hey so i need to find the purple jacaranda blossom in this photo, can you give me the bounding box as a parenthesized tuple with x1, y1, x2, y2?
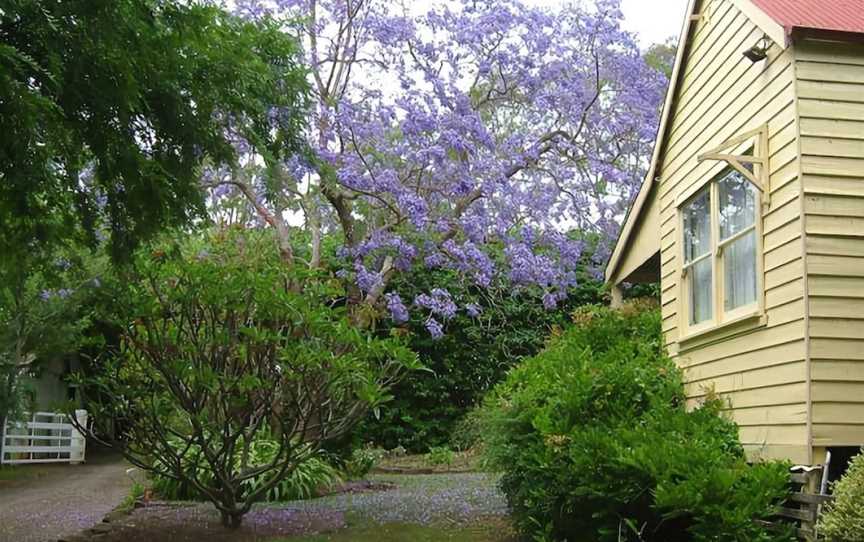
(354, 262, 382, 293)
(385, 293, 410, 324)
(465, 303, 482, 318)
(219, 0, 667, 334)
(542, 292, 558, 310)
(415, 289, 458, 320)
(40, 288, 74, 300)
(425, 317, 444, 339)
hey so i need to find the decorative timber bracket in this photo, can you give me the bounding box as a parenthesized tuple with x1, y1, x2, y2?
(697, 125, 770, 204)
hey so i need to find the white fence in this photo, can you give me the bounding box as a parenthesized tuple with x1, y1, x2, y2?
(1, 410, 88, 465)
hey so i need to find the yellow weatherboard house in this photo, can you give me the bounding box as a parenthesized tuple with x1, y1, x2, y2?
(605, 0, 864, 466)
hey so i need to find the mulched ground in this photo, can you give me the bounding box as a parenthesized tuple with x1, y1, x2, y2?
(292, 473, 507, 526)
(73, 473, 509, 542)
(78, 502, 346, 541)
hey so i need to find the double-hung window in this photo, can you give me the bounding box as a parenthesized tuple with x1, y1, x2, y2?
(680, 169, 761, 334)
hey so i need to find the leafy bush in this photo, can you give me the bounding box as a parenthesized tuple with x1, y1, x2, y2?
(819, 452, 864, 541)
(343, 446, 386, 480)
(480, 305, 792, 542)
(151, 435, 342, 503)
(426, 446, 456, 466)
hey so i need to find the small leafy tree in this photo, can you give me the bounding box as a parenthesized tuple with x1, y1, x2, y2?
(75, 230, 418, 528)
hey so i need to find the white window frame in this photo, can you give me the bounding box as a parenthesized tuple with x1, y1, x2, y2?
(677, 168, 765, 339)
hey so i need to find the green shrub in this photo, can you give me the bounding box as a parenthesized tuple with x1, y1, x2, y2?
(151, 434, 342, 503)
(819, 452, 864, 541)
(480, 305, 792, 542)
(426, 446, 456, 466)
(343, 446, 386, 479)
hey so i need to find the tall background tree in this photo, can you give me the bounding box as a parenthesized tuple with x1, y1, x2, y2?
(0, 0, 309, 259)
(212, 0, 668, 329)
(0, 0, 309, 426)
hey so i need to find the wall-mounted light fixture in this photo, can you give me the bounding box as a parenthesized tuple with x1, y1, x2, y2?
(743, 35, 772, 63)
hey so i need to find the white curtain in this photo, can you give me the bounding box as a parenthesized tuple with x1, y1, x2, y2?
(719, 172, 757, 311)
(690, 258, 713, 324)
(724, 230, 757, 310)
(683, 189, 712, 324)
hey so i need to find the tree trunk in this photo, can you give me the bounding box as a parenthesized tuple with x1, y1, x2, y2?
(308, 195, 322, 270)
(220, 510, 243, 529)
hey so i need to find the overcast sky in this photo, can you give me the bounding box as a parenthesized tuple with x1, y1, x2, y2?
(620, 0, 690, 46)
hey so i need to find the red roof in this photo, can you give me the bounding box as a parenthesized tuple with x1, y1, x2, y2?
(751, 0, 864, 36)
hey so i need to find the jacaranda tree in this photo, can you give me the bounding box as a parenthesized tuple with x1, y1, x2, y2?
(210, 0, 668, 331)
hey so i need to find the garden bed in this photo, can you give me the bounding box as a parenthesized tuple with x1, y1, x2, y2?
(373, 452, 479, 475)
(67, 473, 510, 541)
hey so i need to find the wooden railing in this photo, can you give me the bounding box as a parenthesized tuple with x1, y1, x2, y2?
(776, 467, 834, 541)
(0, 410, 88, 465)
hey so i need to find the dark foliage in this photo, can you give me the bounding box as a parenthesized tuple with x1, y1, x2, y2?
(358, 253, 607, 453)
(0, 0, 309, 260)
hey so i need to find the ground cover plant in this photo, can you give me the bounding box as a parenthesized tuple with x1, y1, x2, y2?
(74, 230, 419, 528)
(480, 305, 793, 541)
(150, 436, 343, 503)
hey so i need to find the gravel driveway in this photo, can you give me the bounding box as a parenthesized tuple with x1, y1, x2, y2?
(0, 453, 135, 542)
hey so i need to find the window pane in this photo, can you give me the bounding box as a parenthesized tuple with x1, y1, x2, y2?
(690, 257, 713, 325)
(718, 171, 756, 241)
(683, 189, 711, 263)
(724, 230, 758, 311)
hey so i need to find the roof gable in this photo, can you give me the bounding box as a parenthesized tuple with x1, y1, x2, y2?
(605, 0, 699, 282)
(752, 0, 864, 37)
(606, 0, 864, 284)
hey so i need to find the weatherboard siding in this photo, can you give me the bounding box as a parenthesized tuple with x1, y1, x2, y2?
(796, 39, 864, 449)
(657, 0, 808, 463)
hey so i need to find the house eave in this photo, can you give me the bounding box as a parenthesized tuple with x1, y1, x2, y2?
(605, 0, 794, 286)
(605, 0, 699, 284)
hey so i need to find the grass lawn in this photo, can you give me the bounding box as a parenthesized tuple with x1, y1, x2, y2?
(0, 464, 52, 484)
